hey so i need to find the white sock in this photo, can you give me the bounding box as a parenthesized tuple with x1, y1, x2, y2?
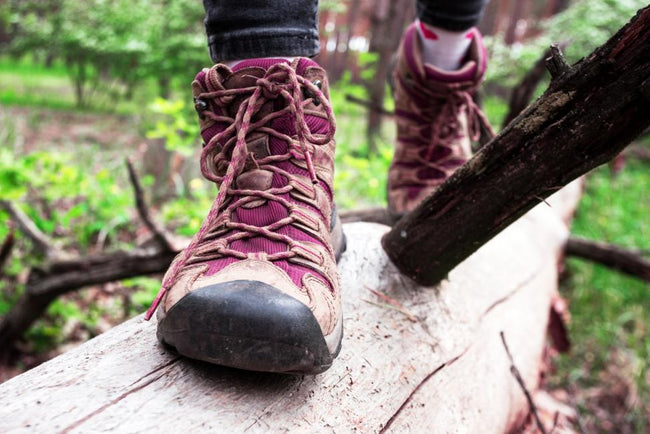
(225, 57, 295, 69)
(416, 20, 473, 71)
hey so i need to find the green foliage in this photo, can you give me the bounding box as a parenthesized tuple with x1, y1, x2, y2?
(162, 193, 213, 236)
(485, 0, 647, 88)
(144, 0, 208, 95)
(146, 98, 200, 156)
(0, 149, 133, 250)
(7, 0, 206, 107)
(123, 277, 162, 314)
(552, 159, 650, 426)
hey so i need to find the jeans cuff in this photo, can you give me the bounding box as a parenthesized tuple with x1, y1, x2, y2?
(207, 31, 320, 62)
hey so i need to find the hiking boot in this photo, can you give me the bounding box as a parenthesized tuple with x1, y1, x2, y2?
(387, 24, 492, 217)
(146, 58, 345, 374)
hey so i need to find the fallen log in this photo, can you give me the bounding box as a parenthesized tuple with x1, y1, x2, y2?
(383, 6, 650, 285)
(0, 182, 581, 432)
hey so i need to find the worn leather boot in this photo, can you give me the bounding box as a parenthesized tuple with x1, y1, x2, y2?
(388, 24, 492, 217)
(147, 58, 344, 374)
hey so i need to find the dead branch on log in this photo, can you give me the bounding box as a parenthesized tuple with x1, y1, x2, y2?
(0, 200, 63, 259)
(0, 223, 15, 273)
(125, 158, 175, 251)
(503, 43, 568, 128)
(383, 7, 650, 285)
(501, 331, 547, 434)
(545, 44, 571, 80)
(566, 237, 650, 283)
(341, 206, 649, 288)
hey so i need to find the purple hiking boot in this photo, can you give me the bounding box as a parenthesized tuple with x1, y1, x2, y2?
(146, 58, 345, 374)
(388, 24, 493, 217)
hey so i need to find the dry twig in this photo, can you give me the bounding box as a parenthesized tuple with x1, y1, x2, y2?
(0, 200, 62, 259)
(125, 158, 175, 251)
(364, 285, 417, 322)
(344, 94, 394, 116)
(500, 331, 547, 434)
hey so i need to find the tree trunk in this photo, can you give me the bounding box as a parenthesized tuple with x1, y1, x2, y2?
(383, 7, 650, 285)
(365, 0, 412, 155)
(504, 0, 526, 45)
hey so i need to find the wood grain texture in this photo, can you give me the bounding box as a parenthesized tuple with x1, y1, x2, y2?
(0, 184, 580, 433)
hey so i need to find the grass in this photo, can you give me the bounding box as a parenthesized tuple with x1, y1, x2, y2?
(552, 159, 650, 429)
(0, 57, 77, 110)
(0, 56, 161, 115)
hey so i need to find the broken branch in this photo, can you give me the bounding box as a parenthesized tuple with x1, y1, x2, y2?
(566, 236, 650, 283)
(0, 200, 62, 259)
(545, 44, 570, 80)
(0, 247, 178, 352)
(125, 158, 175, 252)
(503, 42, 568, 128)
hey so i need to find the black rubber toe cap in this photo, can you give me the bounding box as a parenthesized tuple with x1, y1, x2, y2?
(157, 280, 334, 374)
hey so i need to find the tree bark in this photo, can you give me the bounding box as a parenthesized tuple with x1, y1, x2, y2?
(383, 7, 650, 285)
(366, 0, 412, 155)
(502, 44, 567, 128)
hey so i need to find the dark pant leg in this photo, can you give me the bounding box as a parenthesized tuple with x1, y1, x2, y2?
(203, 0, 320, 62)
(416, 0, 489, 31)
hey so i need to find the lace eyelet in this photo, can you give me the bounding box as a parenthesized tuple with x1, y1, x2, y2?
(303, 80, 323, 106)
(194, 96, 209, 113)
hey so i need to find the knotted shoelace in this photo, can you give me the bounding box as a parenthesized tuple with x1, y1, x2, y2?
(400, 81, 494, 186)
(145, 63, 335, 320)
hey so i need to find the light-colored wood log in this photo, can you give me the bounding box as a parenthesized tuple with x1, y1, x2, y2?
(0, 182, 582, 433)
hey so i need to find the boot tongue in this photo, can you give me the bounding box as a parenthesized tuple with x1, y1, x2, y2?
(231, 58, 291, 72)
(231, 57, 321, 75)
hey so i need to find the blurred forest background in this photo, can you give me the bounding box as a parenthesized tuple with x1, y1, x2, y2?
(0, 0, 649, 430)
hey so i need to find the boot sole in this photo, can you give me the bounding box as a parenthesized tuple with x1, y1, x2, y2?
(158, 212, 347, 375)
(158, 281, 342, 374)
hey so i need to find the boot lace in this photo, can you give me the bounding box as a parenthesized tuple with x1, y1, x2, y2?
(399, 80, 494, 187)
(145, 63, 335, 320)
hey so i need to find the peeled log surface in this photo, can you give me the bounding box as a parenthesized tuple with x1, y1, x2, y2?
(0, 184, 581, 433)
